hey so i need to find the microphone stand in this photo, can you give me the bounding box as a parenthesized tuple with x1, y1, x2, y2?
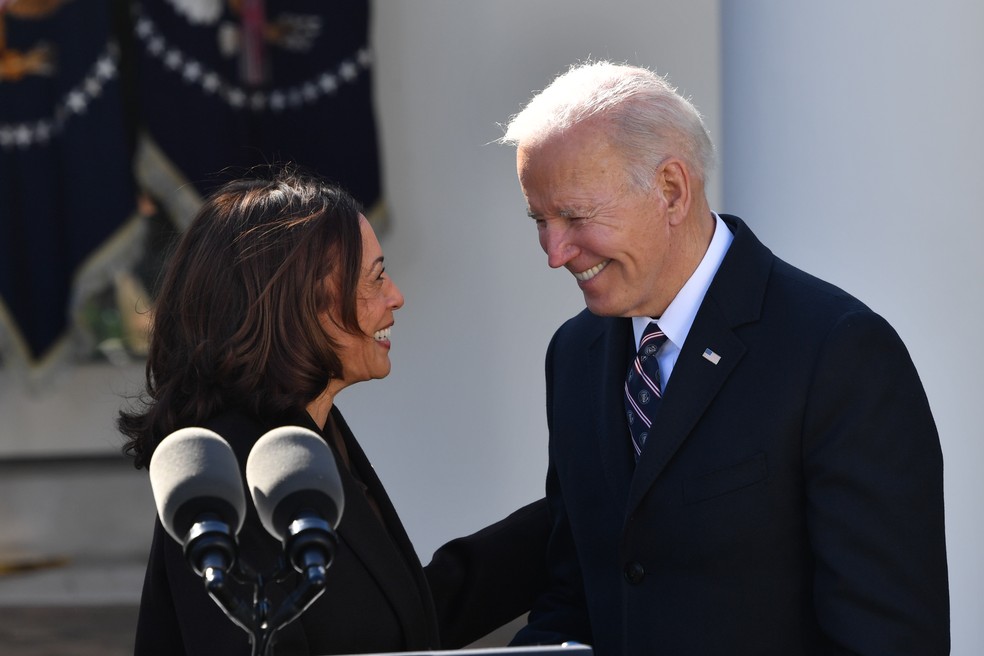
(254, 557, 329, 656)
(189, 516, 337, 656)
(254, 514, 336, 654)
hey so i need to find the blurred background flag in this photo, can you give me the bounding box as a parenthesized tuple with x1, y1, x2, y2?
(132, 0, 383, 228)
(0, 0, 382, 383)
(0, 0, 141, 378)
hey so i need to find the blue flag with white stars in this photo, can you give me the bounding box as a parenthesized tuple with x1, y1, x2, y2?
(0, 0, 138, 371)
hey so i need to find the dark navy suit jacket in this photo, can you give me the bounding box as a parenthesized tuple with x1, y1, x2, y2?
(513, 215, 949, 655)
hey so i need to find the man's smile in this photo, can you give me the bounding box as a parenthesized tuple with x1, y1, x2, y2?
(573, 259, 611, 282)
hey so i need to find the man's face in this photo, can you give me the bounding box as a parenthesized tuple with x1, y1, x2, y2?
(517, 124, 680, 318)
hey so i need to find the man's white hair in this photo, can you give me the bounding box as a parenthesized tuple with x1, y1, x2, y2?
(500, 61, 714, 189)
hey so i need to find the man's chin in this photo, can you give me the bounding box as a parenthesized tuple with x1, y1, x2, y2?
(583, 296, 620, 318)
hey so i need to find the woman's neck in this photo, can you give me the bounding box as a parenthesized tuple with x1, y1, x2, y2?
(305, 390, 334, 430)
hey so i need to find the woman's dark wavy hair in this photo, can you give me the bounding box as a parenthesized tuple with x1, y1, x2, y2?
(119, 167, 364, 469)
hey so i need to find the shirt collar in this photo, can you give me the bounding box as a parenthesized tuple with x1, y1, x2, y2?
(632, 212, 734, 349)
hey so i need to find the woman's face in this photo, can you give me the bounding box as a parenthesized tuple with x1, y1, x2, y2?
(324, 215, 405, 390)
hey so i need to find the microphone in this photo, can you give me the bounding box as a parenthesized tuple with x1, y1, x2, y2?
(148, 424, 345, 655)
(245, 426, 344, 574)
(149, 427, 247, 576)
(149, 426, 257, 639)
(246, 426, 344, 642)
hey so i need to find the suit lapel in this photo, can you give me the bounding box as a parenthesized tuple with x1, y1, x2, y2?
(626, 303, 746, 514)
(625, 215, 773, 517)
(588, 318, 636, 506)
(328, 408, 439, 648)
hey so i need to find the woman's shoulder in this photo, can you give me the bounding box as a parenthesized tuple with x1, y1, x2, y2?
(202, 408, 264, 437)
(199, 409, 273, 464)
(202, 407, 321, 462)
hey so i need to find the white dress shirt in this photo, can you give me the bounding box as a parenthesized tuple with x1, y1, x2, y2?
(631, 213, 734, 392)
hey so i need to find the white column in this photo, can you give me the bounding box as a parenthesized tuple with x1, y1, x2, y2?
(721, 2, 984, 652)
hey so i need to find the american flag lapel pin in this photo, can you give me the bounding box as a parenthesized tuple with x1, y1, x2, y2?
(702, 348, 722, 365)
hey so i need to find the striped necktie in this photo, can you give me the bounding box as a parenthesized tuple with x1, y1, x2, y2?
(624, 322, 668, 461)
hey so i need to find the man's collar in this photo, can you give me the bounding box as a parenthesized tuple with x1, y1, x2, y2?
(632, 212, 734, 349)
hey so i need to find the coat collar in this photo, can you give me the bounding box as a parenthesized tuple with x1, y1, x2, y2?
(285, 406, 440, 648)
(583, 317, 636, 507)
(620, 215, 774, 516)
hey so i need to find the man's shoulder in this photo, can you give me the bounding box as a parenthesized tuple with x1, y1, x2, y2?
(763, 253, 885, 337)
(721, 214, 872, 318)
(544, 310, 629, 365)
(555, 307, 619, 340)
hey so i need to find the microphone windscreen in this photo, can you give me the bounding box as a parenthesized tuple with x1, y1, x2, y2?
(149, 427, 247, 544)
(246, 426, 345, 541)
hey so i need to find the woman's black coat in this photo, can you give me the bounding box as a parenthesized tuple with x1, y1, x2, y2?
(134, 405, 548, 655)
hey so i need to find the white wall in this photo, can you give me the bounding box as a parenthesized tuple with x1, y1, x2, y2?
(337, 0, 721, 557)
(721, 2, 984, 653)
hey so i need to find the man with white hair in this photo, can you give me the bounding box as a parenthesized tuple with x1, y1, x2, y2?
(500, 61, 948, 655)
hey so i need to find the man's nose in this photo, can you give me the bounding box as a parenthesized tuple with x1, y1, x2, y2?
(540, 225, 578, 269)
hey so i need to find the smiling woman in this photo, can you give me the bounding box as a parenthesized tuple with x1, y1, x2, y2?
(118, 165, 548, 655)
(308, 214, 404, 428)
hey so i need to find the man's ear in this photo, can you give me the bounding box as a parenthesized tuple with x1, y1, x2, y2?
(655, 158, 692, 226)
